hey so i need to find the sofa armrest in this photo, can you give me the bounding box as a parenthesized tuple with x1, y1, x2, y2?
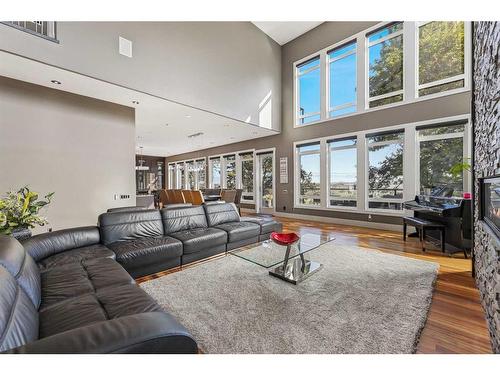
(6, 312, 197, 354)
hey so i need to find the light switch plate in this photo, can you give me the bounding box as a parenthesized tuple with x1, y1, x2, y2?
(119, 36, 132, 58)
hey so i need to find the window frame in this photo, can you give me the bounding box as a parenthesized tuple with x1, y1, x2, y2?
(366, 22, 405, 108)
(168, 157, 207, 190)
(295, 142, 322, 207)
(292, 21, 471, 129)
(365, 130, 405, 213)
(415, 21, 470, 99)
(327, 137, 358, 209)
(293, 114, 471, 217)
(295, 56, 322, 125)
(237, 151, 256, 203)
(326, 40, 358, 119)
(416, 122, 469, 197)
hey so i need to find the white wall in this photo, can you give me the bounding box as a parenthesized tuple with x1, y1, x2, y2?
(0, 76, 136, 233)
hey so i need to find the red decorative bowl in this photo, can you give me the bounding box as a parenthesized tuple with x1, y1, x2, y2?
(270, 232, 300, 246)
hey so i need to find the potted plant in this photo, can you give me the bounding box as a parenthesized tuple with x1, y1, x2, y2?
(0, 187, 54, 241)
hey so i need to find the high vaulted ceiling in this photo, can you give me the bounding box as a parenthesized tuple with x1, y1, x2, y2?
(0, 51, 278, 157)
(252, 22, 323, 45)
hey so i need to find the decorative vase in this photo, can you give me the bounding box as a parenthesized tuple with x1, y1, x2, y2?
(11, 228, 32, 241)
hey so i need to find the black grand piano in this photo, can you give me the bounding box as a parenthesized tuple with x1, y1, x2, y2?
(403, 186, 472, 256)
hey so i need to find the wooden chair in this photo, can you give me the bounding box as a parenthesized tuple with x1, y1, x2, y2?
(158, 189, 169, 208)
(172, 190, 185, 204)
(191, 190, 205, 206)
(182, 190, 193, 204)
(221, 189, 237, 204)
(234, 189, 243, 215)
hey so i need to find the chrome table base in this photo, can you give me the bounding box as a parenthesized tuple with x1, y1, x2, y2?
(269, 243, 322, 284)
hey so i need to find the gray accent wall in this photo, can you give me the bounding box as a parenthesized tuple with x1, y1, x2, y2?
(0, 76, 136, 233)
(0, 22, 281, 131)
(166, 21, 471, 225)
(472, 21, 499, 353)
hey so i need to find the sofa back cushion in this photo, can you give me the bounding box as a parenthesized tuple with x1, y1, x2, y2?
(98, 209, 164, 245)
(23, 226, 100, 263)
(203, 203, 240, 227)
(0, 235, 40, 352)
(160, 206, 208, 234)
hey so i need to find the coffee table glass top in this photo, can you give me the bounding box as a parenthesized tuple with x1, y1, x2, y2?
(229, 232, 335, 268)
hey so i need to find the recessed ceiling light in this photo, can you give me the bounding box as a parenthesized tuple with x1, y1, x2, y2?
(185, 115, 192, 118)
(224, 124, 230, 127)
(252, 131, 258, 135)
(164, 123, 169, 127)
(230, 137, 235, 140)
(132, 100, 140, 105)
(51, 80, 61, 85)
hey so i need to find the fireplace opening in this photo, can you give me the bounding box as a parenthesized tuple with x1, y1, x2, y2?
(480, 175, 500, 239)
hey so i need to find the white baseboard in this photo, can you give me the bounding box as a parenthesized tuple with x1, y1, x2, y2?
(273, 211, 403, 232)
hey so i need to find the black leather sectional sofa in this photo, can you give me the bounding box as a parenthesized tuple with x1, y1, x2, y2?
(0, 203, 282, 353)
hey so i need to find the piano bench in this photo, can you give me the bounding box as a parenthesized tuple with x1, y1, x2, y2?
(403, 217, 445, 252)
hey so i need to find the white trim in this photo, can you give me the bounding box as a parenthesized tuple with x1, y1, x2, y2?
(274, 211, 403, 233)
(293, 21, 472, 129)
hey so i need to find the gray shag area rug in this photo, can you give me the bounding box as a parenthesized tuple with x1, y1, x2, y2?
(141, 243, 438, 354)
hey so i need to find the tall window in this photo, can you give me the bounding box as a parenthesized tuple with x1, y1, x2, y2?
(224, 155, 236, 189)
(418, 123, 465, 197)
(328, 41, 357, 117)
(296, 57, 321, 125)
(297, 143, 321, 206)
(186, 161, 195, 190)
(328, 138, 357, 207)
(176, 163, 185, 189)
(210, 158, 221, 188)
(418, 22, 465, 97)
(197, 159, 206, 190)
(367, 22, 404, 108)
(6, 21, 57, 40)
(240, 153, 254, 201)
(167, 163, 175, 189)
(367, 131, 404, 210)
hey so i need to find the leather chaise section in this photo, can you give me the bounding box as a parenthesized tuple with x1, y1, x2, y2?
(203, 203, 241, 226)
(7, 312, 197, 354)
(214, 221, 261, 243)
(0, 267, 39, 352)
(98, 210, 164, 245)
(23, 226, 101, 262)
(241, 217, 283, 235)
(0, 236, 41, 309)
(37, 244, 115, 272)
(107, 236, 183, 269)
(169, 228, 227, 254)
(161, 205, 208, 234)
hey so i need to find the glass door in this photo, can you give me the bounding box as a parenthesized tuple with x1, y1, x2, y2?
(256, 151, 275, 214)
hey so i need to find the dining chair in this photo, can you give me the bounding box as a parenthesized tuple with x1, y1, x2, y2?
(173, 190, 186, 204)
(234, 189, 243, 215)
(191, 190, 205, 205)
(221, 189, 237, 204)
(158, 189, 169, 208)
(182, 190, 193, 204)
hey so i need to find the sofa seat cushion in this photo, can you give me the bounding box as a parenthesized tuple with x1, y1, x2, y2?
(37, 244, 115, 272)
(214, 222, 260, 243)
(107, 236, 182, 269)
(241, 217, 282, 234)
(40, 258, 134, 310)
(169, 228, 227, 254)
(38, 258, 161, 338)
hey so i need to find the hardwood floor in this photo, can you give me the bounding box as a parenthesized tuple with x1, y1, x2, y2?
(137, 215, 493, 354)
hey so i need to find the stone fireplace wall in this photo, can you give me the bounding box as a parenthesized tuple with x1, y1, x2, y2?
(473, 21, 500, 353)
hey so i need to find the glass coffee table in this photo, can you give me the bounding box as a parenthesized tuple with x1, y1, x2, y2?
(229, 233, 335, 284)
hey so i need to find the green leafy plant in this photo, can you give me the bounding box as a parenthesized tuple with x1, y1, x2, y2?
(450, 158, 472, 179)
(0, 187, 54, 235)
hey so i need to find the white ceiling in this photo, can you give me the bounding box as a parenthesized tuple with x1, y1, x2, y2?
(252, 22, 323, 45)
(0, 51, 278, 157)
